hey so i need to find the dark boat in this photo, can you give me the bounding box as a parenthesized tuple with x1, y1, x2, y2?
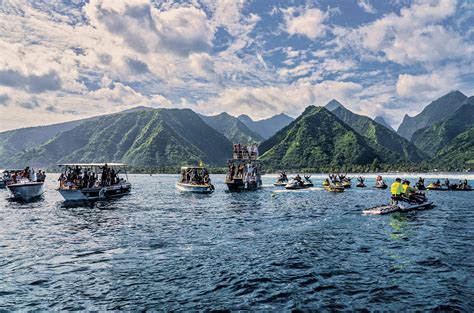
(225, 143, 262, 192)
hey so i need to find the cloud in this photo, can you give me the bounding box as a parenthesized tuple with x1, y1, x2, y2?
(0, 70, 61, 93)
(396, 69, 459, 100)
(197, 80, 363, 119)
(357, 0, 376, 14)
(84, 1, 214, 57)
(284, 7, 327, 40)
(344, 0, 472, 65)
(0, 94, 10, 106)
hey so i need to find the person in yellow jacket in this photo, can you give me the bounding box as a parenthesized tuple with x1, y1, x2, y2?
(390, 178, 403, 197)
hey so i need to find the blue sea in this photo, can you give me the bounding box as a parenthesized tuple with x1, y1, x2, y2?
(1, 173, 473, 310)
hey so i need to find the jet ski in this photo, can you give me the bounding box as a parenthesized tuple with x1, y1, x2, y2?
(363, 201, 433, 215)
(303, 175, 314, 187)
(342, 180, 351, 188)
(285, 178, 310, 190)
(356, 183, 366, 187)
(274, 178, 288, 186)
(374, 181, 388, 189)
(324, 184, 345, 192)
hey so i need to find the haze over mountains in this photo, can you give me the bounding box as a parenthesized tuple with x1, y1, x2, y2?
(0, 90, 472, 170)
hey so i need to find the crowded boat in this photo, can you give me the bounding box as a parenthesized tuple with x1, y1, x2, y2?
(176, 166, 214, 194)
(4, 167, 46, 201)
(57, 163, 131, 201)
(225, 143, 262, 192)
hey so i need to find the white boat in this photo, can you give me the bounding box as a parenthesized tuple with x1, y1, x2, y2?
(7, 179, 44, 201)
(176, 166, 214, 194)
(57, 163, 131, 201)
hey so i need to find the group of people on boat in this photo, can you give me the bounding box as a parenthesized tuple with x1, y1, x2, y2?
(328, 173, 349, 184)
(58, 164, 121, 189)
(4, 167, 46, 184)
(179, 167, 211, 185)
(227, 161, 260, 184)
(390, 178, 426, 204)
(232, 143, 259, 160)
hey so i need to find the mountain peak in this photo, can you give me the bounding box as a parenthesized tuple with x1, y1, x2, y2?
(325, 99, 344, 111)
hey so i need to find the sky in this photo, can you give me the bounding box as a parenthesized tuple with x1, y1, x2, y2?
(0, 0, 473, 132)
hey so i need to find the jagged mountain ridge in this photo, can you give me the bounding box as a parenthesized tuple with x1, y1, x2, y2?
(199, 112, 264, 143)
(397, 90, 467, 140)
(238, 113, 294, 139)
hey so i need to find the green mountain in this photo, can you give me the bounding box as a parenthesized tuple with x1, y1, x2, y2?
(433, 127, 474, 169)
(397, 90, 467, 140)
(199, 112, 264, 143)
(11, 109, 232, 168)
(0, 106, 154, 166)
(326, 100, 425, 162)
(374, 116, 394, 131)
(258, 106, 396, 170)
(238, 113, 294, 139)
(411, 98, 474, 155)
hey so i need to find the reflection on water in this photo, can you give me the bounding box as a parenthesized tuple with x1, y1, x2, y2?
(0, 174, 473, 310)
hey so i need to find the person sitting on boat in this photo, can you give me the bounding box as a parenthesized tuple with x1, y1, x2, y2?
(390, 178, 403, 199)
(444, 178, 449, 187)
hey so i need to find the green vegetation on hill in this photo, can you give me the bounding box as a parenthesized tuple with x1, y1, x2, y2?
(200, 112, 264, 143)
(329, 102, 425, 162)
(431, 127, 474, 170)
(12, 109, 232, 168)
(397, 90, 467, 140)
(258, 106, 395, 170)
(411, 99, 474, 156)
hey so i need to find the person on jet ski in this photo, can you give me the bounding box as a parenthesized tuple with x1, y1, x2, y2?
(358, 176, 364, 183)
(444, 178, 449, 187)
(294, 174, 304, 186)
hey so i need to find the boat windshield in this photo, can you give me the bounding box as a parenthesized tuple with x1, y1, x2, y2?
(58, 164, 127, 190)
(179, 167, 210, 185)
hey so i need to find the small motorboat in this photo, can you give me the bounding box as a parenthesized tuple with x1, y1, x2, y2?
(7, 179, 44, 201)
(176, 166, 214, 194)
(363, 201, 433, 215)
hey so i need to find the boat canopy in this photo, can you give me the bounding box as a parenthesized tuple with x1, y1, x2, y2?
(58, 163, 127, 167)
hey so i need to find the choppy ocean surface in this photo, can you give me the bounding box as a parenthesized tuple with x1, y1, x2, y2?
(1, 173, 473, 311)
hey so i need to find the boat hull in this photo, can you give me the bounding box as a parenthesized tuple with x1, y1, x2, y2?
(7, 182, 44, 201)
(175, 182, 213, 194)
(225, 179, 261, 192)
(0, 180, 5, 188)
(58, 183, 131, 201)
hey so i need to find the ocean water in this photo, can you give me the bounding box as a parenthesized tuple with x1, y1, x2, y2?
(1, 173, 473, 310)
